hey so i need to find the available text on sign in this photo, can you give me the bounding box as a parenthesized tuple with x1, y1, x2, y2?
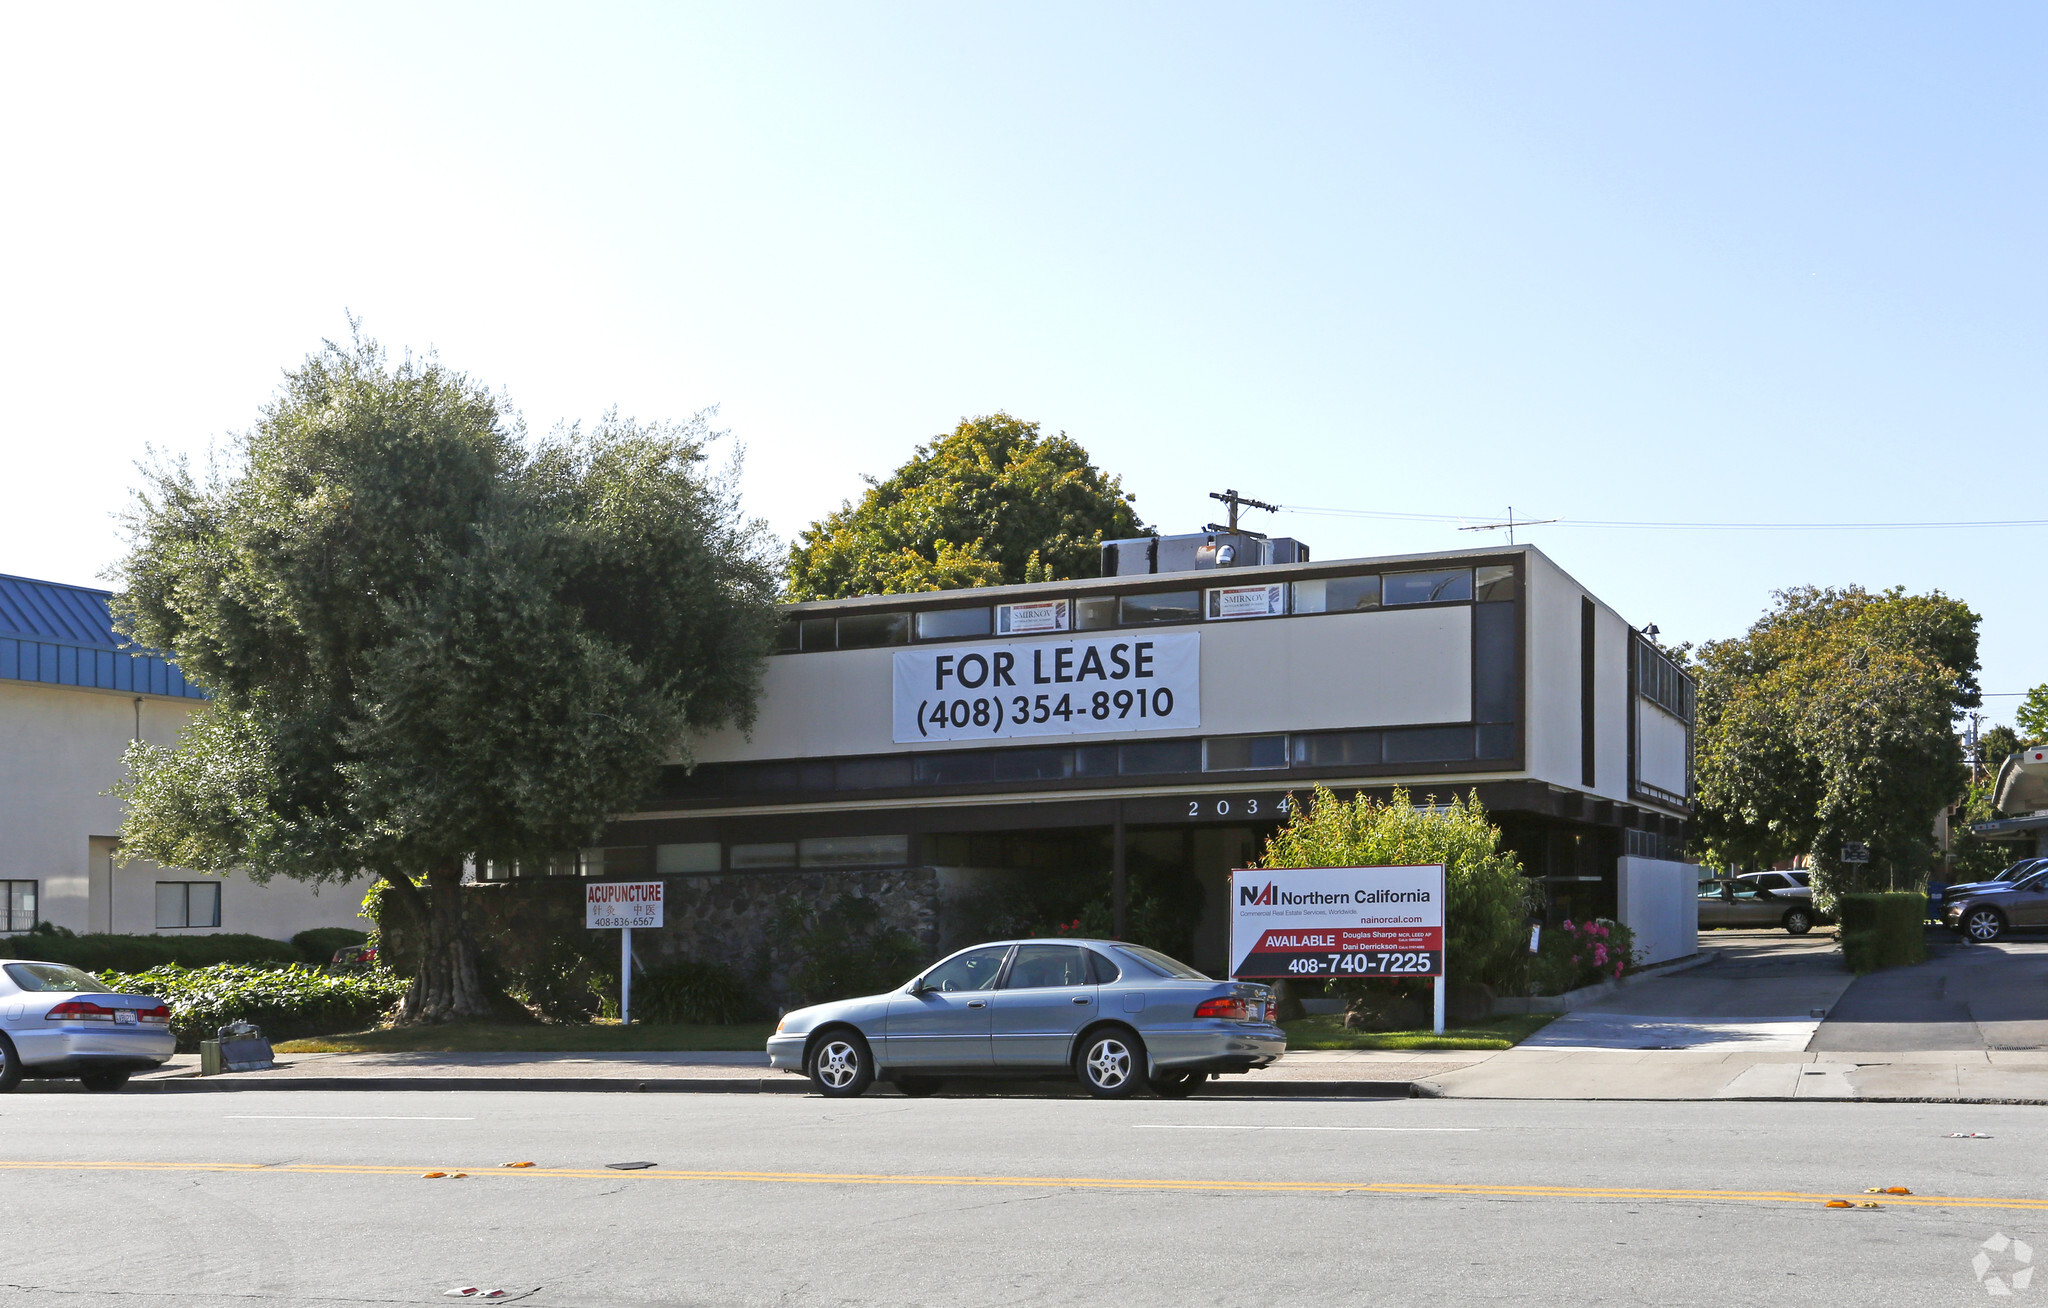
(892, 632, 1199, 744)
(585, 881, 665, 930)
(1228, 865, 1446, 979)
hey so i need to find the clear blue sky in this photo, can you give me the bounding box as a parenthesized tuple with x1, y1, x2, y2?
(1, 4, 2040, 722)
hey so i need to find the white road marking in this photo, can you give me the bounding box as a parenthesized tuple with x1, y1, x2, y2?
(1133, 1125, 1480, 1132)
(224, 1115, 475, 1121)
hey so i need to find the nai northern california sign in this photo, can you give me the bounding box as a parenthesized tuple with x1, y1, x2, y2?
(1228, 865, 1446, 980)
(891, 632, 1199, 744)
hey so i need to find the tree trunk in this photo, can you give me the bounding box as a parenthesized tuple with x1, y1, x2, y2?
(387, 864, 493, 1025)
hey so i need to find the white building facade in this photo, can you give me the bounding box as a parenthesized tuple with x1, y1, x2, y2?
(0, 574, 372, 942)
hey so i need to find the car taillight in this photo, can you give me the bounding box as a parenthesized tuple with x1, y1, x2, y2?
(136, 1004, 171, 1026)
(46, 1000, 117, 1023)
(1194, 998, 1249, 1020)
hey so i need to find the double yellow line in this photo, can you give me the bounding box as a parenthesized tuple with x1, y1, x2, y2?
(3, 1160, 2044, 1210)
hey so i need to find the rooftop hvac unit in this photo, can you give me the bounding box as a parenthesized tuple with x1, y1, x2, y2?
(1100, 532, 1309, 577)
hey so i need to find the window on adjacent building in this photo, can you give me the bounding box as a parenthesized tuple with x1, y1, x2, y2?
(1118, 739, 1202, 774)
(1292, 731, 1381, 767)
(914, 607, 993, 640)
(1292, 575, 1381, 614)
(1383, 569, 1474, 605)
(655, 842, 721, 874)
(798, 617, 835, 651)
(836, 757, 915, 789)
(155, 881, 220, 929)
(992, 747, 1075, 782)
(2, 881, 36, 932)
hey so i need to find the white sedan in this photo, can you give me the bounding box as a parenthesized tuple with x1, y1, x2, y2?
(0, 960, 175, 1092)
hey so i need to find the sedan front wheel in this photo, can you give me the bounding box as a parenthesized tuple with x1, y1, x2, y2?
(1783, 908, 1813, 935)
(1075, 1028, 1145, 1099)
(808, 1032, 874, 1098)
(0, 1035, 20, 1094)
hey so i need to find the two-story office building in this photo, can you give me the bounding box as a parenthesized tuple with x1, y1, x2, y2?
(573, 537, 1697, 977)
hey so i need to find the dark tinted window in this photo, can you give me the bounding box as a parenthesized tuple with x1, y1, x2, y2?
(1119, 591, 1202, 625)
(1476, 724, 1514, 760)
(1474, 602, 1517, 723)
(1293, 575, 1380, 613)
(915, 608, 992, 640)
(837, 757, 914, 789)
(1475, 565, 1517, 602)
(1205, 736, 1287, 771)
(774, 618, 803, 652)
(799, 617, 835, 651)
(1293, 731, 1380, 766)
(837, 612, 910, 648)
(1383, 726, 1475, 763)
(1074, 596, 1117, 630)
(1119, 740, 1202, 774)
(1084, 950, 1121, 984)
(915, 753, 995, 786)
(1075, 744, 1118, 776)
(992, 748, 1074, 782)
(1384, 569, 1473, 605)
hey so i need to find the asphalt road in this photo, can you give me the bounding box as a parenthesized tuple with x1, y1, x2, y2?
(1815, 937, 2048, 1051)
(3, 1089, 2045, 1306)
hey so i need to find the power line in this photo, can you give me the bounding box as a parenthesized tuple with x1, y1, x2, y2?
(1278, 504, 2048, 533)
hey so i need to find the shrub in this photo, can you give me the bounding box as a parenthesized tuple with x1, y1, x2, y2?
(3, 923, 300, 973)
(1258, 785, 1540, 989)
(291, 928, 369, 966)
(102, 963, 407, 1050)
(634, 959, 760, 1024)
(1523, 917, 1640, 995)
(1837, 892, 1927, 973)
(774, 893, 928, 1007)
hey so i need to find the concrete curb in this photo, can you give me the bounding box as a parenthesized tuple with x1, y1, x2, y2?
(126, 1075, 1422, 1099)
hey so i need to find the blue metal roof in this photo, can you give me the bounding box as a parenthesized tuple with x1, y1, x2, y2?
(0, 572, 207, 700)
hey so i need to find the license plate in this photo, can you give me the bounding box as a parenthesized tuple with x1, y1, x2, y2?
(115, 1009, 137, 1025)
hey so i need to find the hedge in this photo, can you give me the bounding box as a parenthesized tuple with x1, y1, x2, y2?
(2, 926, 301, 974)
(291, 927, 369, 965)
(1837, 893, 1927, 973)
(102, 964, 407, 1050)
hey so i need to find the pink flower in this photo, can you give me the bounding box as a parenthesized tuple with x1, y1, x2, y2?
(1593, 944, 1608, 966)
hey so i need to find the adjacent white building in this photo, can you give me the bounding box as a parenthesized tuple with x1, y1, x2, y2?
(0, 573, 372, 942)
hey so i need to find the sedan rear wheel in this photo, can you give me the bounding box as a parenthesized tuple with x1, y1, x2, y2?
(1965, 907, 2006, 943)
(0, 1035, 20, 1094)
(1075, 1028, 1145, 1099)
(1783, 908, 1813, 935)
(808, 1032, 874, 1098)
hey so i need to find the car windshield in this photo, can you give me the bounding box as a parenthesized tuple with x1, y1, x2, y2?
(3, 962, 112, 993)
(1113, 944, 1209, 980)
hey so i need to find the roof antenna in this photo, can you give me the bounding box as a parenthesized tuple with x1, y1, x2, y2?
(1457, 506, 1557, 546)
(1207, 489, 1280, 537)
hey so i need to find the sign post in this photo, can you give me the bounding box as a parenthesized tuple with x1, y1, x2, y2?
(586, 881, 664, 1026)
(1227, 865, 1448, 1034)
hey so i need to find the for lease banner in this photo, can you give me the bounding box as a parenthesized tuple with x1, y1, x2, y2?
(892, 632, 1199, 743)
(586, 881, 665, 930)
(1229, 865, 1445, 979)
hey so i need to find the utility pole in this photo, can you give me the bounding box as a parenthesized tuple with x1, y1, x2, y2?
(1457, 506, 1558, 546)
(1208, 489, 1279, 534)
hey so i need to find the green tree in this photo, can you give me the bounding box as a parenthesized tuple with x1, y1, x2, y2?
(1977, 723, 2022, 778)
(1693, 586, 1979, 905)
(1256, 786, 1537, 987)
(785, 412, 1148, 599)
(113, 332, 780, 1022)
(2016, 686, 2048, 745)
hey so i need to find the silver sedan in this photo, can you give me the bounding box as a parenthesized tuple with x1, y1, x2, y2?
(0, 960, 176, 1092)
(767, 938, 1286, 1098)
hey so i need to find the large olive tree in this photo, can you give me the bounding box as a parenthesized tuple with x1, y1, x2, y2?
(115, 332, 779, 1022)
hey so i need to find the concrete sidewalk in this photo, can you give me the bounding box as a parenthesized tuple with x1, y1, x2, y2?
(115, 1047, 1487, 1097)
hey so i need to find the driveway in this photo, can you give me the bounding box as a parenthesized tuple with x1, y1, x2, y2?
(1810, 935, 2048, 1051)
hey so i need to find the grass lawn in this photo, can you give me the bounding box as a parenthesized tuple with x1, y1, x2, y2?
(273, 1021, 778, 1054)
(1281, 1012, 1556, 1051)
